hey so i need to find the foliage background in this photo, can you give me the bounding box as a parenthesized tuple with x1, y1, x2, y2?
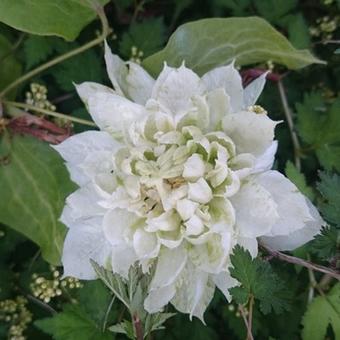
(0, 0, 339, 339)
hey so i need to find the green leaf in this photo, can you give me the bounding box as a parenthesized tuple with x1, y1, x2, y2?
(302, 283, 340, 340)
(144, 312, 176, 337)
(317, 172, 340, 225)
(52, 49, 104, 91)
(309, 227, 339, 260)
(77, 280, 114, 324)
(285, 161, 315, 200)
(213, 0, 251, 15)
(90, 260, 130, 309)
(35, 304, 112, 340)
(296, 92, 325, 145)
(254, 0, 298, 23)
(23, 36, 56, 69)
(142, 17, 324, 77)
(297, 94, 340, 171)
(0, 34, 22, 98)
(0, 134, 76, 264)
(283, 13, 310, 49)
(109, 320, 135, 339)
(229, 245, 291, 314)
(119, 18, 166, 59)
(0, 0, 109, 41)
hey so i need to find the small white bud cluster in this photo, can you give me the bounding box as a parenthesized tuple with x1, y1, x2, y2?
(30, 266, 82, 303)
(25, 83, 56, 112)
(310, 15, 339, 40)
(130, 46, 144, 64)
(0, 296, 32, 340)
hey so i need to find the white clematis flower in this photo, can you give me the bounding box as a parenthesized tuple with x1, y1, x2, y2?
(53, 43, 325, 322)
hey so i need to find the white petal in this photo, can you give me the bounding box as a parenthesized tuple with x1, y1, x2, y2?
(252, 141, 277, 174)
(188, 178, 213, 204)
(212, 272, 238, 302)
(133, 229, 160, 259)
(103, 208, 139, 246)
(189, 233, 232, 273)
(256, 171, 324, 250)
(151, 63, 204, 115)
(209, 197, 235, 229)
(52, 130, 119, 186)
(146, 210, 181, 232)
(185, 215, 205, 236)
(231, 178, 279, 238)
(62, 217, 111, 280)
(144, 284, 176, 313)
(237, 236, 258, 258)
(260, 200, 324, 250)
(182, 153, 206, 181)
(149, 245, 187, 290)
(171, 262, 215, 322)
(104, 41, 128, 96)
(75, 81, 115, 104)
(176, 198, 199, 221)
(243, 72, 268, 108)
(222, 111, 277, 156)
(63, 183, 106, 222)
(202, 62, 243, 112)
(111, 244, 137, 279)
(85, 91, 147, 138)
(126, 62, 155, 104)
(206, 88, 231, 131)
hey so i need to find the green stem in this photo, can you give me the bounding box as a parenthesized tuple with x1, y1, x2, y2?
(0, 1, 110, 99)
(4, 101, 97, 127)
(277, 79, 301, 171)
(102, 295, 116, 332)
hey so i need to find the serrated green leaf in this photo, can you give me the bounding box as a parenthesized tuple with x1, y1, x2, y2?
(119, 18, 166, 59)
(297, 94, 340, 171)
(285, 161, 315, 200)
(0, 134, 76, 265)
(296, 92, 325, 145)
(229, 245, 291, 314)
(317, 172, 340, 225)
(90, 260, 130, 309)
(109, 320, 135, 339)
(302, 283, 340, 340)
(35, 304, 112, 340)
(0, 34, 22, 98)
(23, 36, 56, 69)
(142, 17, 324, 77)
(309, 227, 340, 260)
(0, 0, 109, 41)
(144, 312, 176, 337)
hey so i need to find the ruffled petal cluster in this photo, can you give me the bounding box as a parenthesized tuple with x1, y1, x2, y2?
(54, 42, 324, 321)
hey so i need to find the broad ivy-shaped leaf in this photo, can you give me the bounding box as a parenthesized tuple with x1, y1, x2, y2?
(0, 0, 109, 41)
(0, 34, 22, 98)
(302, 283, 340, 340)
(0, 134, 76, 264)
(143, 17, 323, 76)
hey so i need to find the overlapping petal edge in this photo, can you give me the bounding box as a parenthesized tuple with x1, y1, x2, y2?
(53, 42, 324, 321)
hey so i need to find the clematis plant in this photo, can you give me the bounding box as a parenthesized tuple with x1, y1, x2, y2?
(53, 42, 324, 322)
